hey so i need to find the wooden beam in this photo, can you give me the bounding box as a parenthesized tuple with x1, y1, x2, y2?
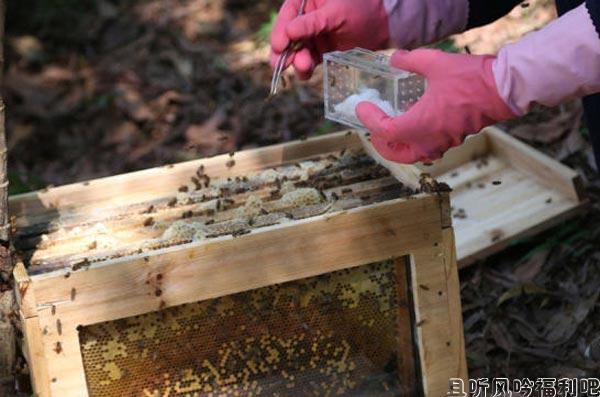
(357, 131, 422, 190)
(457, 200, 587, 267)
(20, 314, 51, 397)
(410, 227, 467, 396)
(38, 323, 86, 397)
(416, 132, 489, 178)
(394, 257, 419, 394)
(14, 262, 37, 318)
(486, 126, 585, 202)
(441, 228, 468, 381)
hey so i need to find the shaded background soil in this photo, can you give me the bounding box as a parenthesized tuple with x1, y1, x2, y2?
(2, 0, 600, 391)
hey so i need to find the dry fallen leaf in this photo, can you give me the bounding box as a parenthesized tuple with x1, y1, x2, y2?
(512, 249, 550, 283)
(8, 123, 34, 150)
(185, 107, 238, 156)
(9, 35, 45, 64)
(497, 282, 550, 306)
(115, 81, 155, 122)
(102, 121, 142, 146)
(556, 128, 588, 160)
(544, 291, 600, 343)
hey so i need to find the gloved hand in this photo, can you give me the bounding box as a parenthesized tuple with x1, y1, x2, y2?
(270, 0, 390, 80)
(356, 49, 517, 163)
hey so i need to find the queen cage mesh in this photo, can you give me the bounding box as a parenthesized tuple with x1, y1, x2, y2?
(78, 260, 419, 397)
(324, 48, 426, 130)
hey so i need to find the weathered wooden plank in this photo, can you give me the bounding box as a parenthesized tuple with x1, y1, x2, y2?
(37, 323, 86, 397)
(394, 257, 419, 394)
(416, 132, 490, 177)
(21, 314, 51, 397)
(409, 227, 467, 396)
(14, 262, 37, 319)
(486, 126, 585, 202)
(442, 228, 468, 382)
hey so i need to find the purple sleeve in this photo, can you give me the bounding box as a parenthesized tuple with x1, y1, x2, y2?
(384, 0, 469, 49)
(493, 3, 600, 115)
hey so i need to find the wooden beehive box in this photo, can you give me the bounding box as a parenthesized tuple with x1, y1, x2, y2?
(12, 130, 466, 397)
(10, 126, 585, 397)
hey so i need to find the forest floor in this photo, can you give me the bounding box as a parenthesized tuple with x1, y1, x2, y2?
(3, 0, 600, 391)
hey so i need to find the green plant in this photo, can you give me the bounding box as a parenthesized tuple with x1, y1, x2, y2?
(430, 39, 460, 53)
(256, 11, 278, 45)
(581, 125, 589, 138)
(8, 171, 45, 196)
(315, 120, 337, 136)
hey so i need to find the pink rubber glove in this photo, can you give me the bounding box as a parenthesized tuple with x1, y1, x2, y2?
(356, 49, 516, 163)
(270, 0, 390, 80)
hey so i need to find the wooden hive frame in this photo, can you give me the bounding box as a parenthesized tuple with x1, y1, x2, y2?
(11, 130, 466, 397)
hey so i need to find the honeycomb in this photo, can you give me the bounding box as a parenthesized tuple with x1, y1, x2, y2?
(162, 221, 210, 242)
(279, 188, 323, 208)
(79, 260, 419, 396)
(234, 195, 265, 219)
(20, 149, 418, 275)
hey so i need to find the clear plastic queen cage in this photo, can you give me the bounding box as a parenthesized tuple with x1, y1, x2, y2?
(323, 48, 426, 129)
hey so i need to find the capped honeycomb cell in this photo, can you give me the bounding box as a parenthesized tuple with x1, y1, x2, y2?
(280, 188, 323, 208)
(78, 260, 418, 397)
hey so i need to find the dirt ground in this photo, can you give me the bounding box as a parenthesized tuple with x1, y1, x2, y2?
(2, 0, 600, 392)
